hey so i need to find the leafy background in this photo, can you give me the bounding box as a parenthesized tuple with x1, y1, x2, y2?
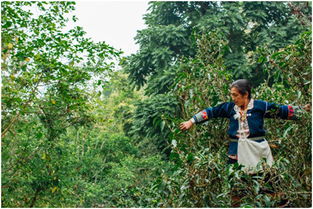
(1, 1, 311, 207)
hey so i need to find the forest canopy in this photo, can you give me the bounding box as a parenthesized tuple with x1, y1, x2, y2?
(1, 1, 312, 207)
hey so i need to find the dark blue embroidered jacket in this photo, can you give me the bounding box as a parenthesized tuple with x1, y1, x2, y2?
(192, 100, 299, 155)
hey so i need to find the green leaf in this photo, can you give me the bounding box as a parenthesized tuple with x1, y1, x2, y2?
(36, 132, 43, 139)
(171, 139, 177, 148)
(160, 120, 165, 131)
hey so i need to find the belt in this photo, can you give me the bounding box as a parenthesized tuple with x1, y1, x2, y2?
(229, 136, 265, 142)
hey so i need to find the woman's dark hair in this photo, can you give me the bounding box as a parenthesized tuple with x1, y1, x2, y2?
(230, 79, 252, 99)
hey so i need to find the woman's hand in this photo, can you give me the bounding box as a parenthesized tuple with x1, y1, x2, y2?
(180, 120, 193, 131)
(304, 104, 311, 112)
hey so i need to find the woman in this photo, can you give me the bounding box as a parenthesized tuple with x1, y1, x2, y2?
(180, 79, 310, 172)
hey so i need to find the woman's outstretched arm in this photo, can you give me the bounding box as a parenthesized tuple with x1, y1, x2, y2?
(264, 102, 311, 120)
(179, 102, 232, 131)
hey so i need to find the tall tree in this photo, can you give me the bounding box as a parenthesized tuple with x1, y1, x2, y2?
(1, 2, 120, 207)
(2, 1, 120, 138)
(125, 1, 311, 91)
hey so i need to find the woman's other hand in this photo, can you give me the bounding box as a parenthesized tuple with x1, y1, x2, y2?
(304, 104, 311, 112)
(180, 120, 193, 131)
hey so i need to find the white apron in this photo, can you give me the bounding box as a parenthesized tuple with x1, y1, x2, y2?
(237, 137, 273, 173)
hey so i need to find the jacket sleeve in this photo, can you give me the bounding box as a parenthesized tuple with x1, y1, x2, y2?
(192, 102, 231, 124)
(264, 102, 305, 120)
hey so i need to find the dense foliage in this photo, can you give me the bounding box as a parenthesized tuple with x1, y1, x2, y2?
(125, 1, 311, 88)
(1, 1, 312, 208)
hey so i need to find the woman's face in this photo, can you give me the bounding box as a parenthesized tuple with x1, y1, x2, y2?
(230, 87, 248, 107)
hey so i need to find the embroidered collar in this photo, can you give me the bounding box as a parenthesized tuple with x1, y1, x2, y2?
(233, 99, 254, 119)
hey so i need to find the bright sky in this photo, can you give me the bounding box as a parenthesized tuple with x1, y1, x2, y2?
(72, 1, 149, 57)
